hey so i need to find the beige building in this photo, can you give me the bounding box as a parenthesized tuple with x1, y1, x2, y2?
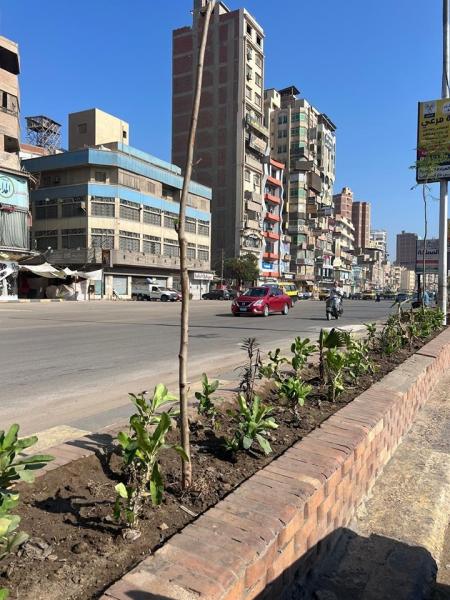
(172, 0, 268, 264)
(333, 215, 355, 295)
(23, 109, 212, 299)
(400, 268, 416, 293)
(266, 85, 336, 292)
(0, 35, 33, 300)
(69, 109, 129, 151)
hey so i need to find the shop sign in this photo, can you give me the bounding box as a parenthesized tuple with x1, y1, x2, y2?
(194, 272, 214, 281)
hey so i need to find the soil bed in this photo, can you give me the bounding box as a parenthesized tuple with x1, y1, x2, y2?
(0, 335, 440, 600)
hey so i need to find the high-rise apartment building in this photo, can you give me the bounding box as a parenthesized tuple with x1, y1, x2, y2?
(352, 201, 371, 249)
(370, 229, 388, 259)
(333, 187, 353, 221)
(396, 230, 418, 271)
(172, 1, 268, 265)
(0, 36, 33, 301)
(266, 85, 336, 292)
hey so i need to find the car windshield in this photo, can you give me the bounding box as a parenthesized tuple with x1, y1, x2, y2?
(243, 287, 268, 297)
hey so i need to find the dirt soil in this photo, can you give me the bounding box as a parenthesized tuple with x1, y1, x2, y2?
(0, 338, 438, 600)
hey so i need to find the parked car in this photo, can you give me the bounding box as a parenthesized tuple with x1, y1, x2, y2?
(131, 283, 179, 302)
(202, 289, 234, 300)
(362, 291, 375, 300)
(231, 285, 292, 317)
(168, 288, 182, 301)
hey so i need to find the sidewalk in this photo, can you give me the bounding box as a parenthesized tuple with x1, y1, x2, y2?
(292, 369, 450, 599)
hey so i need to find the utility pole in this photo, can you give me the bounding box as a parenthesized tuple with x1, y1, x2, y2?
(439, 0, 449, 322)
(220, 248, 224, 283)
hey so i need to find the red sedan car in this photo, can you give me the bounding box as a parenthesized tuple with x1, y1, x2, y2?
(231, 286, 292, 317)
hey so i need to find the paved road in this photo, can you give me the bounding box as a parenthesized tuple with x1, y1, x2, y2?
(0, 299, 393, 435)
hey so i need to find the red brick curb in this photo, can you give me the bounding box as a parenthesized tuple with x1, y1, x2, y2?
(32, 329, 450, 600)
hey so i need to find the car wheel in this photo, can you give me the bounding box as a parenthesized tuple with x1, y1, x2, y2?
(282, 304, 289, 315)
(326, 312, 331, 321)
(161, 295, 168, 302)
(262, 305, 269, 317)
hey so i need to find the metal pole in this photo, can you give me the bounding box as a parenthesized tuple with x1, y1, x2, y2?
(439, 0, 449, 323)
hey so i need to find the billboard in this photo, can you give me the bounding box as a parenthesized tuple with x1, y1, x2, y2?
(415, 238, 450, 274)
(417, 99, 450, 182)
(0, 171, 29, 209)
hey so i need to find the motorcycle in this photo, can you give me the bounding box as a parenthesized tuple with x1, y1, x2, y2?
(326, 295, 343, 320)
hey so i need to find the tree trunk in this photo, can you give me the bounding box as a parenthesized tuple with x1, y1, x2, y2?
(177, 0, 215, 490)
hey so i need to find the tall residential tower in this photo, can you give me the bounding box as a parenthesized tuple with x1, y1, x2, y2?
(172, 1, 268, 265)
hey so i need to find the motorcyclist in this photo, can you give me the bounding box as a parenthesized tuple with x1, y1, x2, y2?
(329, 283, 343, 302)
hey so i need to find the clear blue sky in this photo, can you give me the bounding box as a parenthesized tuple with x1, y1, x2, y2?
(0, 0, 444, 258)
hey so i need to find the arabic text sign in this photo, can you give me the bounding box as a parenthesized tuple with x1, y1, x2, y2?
(417, 99, 450, 182)
(415, 239, 449, 274)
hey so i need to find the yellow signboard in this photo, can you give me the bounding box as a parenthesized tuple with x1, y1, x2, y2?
(417, 98, 450, 182)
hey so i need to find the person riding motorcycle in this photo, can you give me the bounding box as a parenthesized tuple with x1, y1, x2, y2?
(326, 284, 343, 320)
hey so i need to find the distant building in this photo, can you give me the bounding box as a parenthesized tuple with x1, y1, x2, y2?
(370, 229, 388, 260)
(333, 187, 353, 221)
(172, 1, 267, 264)
(333, 215, 355, 295)
(396, 230, 418, 271)
(23, 109, 212, 299)
(352, 201, 371, 249)
(0, 35, 33, 300)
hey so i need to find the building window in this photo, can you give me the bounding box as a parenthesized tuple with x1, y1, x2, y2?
(198, 220, 210, 236)
(246, 23, 252, 35)
(247, 46, 253, 61)
(245, 86, 252, 101)
(253, 173, 261, 191)
(119, 230, 140, 252)
(255, 73, 262, 88)
(120, 200, 140, 221)
(254, 93, 261, 107)
(246, 66, 253, 81)
(255, 54, 262, 68)
(163, 239, 180, 257)
(122, 130, 127, 139)
(91, 196, 115, 217)
(119, 171, 140, 189)
(61, 197, 86, 218)
(95, 171, 107, 182)
(34, 230, 58, 251)
(162, 184, 178, 201)
(61, 228, 86, 249)
(256, 34, 261, 46)
(187, 243, 196, 259)
(197, 244, 209, 261)
(78, 123, 87, 134)
(146, 181, 156, 194)
(143, 234, 161, 255)
(91, 228, 114, 249)
(244, 169, 251, 182)
(185, 217, 196, 233)
(34, 199, 58, 220)
(164, 214, 178, 229)
(143, 208, 161, 225)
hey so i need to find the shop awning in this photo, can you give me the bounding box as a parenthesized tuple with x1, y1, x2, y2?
(21, 263, 66, 279)
(63, 268, 103, 280)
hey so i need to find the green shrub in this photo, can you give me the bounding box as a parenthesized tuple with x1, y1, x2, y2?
(277, 377, 312, 407)
(325, 349, 347, 402)
(259, 348, 288, 382)
(225, 394, 278, 456)
(195, 373, 219, 422)
(291, 337, 317, 373)
(115, 388, 188, 529)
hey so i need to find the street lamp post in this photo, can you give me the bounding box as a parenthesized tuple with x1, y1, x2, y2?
(439, 0, 449, 322)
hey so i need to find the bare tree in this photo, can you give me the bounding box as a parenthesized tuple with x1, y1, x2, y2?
(177, 0, 215, 490)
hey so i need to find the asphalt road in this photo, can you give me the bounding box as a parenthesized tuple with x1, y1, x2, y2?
(0, 299, 393, 435)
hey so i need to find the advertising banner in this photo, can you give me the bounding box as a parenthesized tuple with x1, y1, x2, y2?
(417, 99, 450, 182)
(0, 171, 29, 208)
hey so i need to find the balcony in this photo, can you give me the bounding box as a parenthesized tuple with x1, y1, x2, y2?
(245, 153, 263, 171)
(244, 190, 262, 204)
(267, 174, 282, 187)
(296, 258, 314, 266)
(245, 114, 269, 138)
(241, 218, 261, 231)
(247, 199, 262, 213)
(264, 192, 280, 205)
(263, 251, 279, 260)
(265, 211, 280, 222)
(263, 230, 280, 241)
(288, 223, 309, 234)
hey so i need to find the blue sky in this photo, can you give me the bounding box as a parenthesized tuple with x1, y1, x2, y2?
(0, 0, 443, 258)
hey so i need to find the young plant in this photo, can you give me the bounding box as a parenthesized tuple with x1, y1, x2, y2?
(129, 384, 178, 428)
(195, 373, 219, 421)
(290, 337, 317, 373)
(277, 377, 312, 408)
(225, 394, 278, 456)
(236, 337, 262, 402)
(379, 315, 403, 356)
(325, 349, 347, 402)
(259, 348, 288, 382)
(364, 322, 377, 350)
(115, 393, 188, 529)
(0, 425, 54, 599)
(318, 328, 350, 379)
(345, 339, 375, 383)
